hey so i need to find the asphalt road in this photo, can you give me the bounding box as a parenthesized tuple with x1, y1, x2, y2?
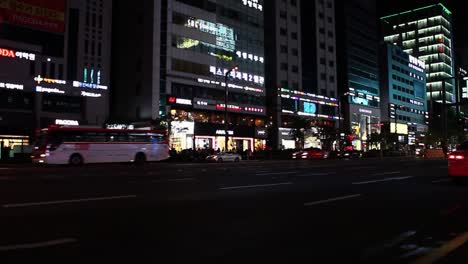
(1, 158, 468, 263)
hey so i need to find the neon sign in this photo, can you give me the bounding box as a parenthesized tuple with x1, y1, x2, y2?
(73, 81, 108, 90)
(0, 48, 15, 58)
(0, 48, 36, 61)
(209, 66, 264, 85)
(55, 119, 79, 126)
(216, 104, 242, 111)
(236, 51, 264, 63)
(303, 102, 317, 114)
(34, 75, 66, 85)
(36, 86, 65, 94)
(81, 91, 102, 98)
(0, 82, 24, 91)
(242, 0, 263, 11)
(168, 97, 192, 105)
(216, 130, 234, 135)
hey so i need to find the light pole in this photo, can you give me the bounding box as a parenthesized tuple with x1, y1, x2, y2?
(224, 65, 239, 152)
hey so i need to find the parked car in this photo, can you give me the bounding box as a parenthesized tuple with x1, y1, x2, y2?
(292, 148, 329, 160)
(448, 141, 468, 184)
(206, 152, 242, 162)
(337, 150, 363, 159)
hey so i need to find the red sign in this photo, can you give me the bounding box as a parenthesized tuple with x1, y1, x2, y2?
(0, 48, 15, 58)
(168, 97, 176, 104)
(0, 0, 66, 33)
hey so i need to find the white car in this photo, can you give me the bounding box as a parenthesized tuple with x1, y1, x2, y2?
(206, 152, 242, 162)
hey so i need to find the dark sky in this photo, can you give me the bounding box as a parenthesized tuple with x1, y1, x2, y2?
(378, 0, 468, 65)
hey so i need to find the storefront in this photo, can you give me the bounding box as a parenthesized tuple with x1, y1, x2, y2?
(278, 128, 296, 149)
(349, 105, 381, 151)
(171, 122, 267, 152)
(170, 121, 195, 151)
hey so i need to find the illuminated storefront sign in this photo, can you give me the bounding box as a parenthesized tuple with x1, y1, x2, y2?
(216, 129, 234, 136)
(209, 66, 264, 85)
(390, 123, 409, 134)
(36, 86, 65, 94)
(303, 102, 317, 114)
(236, 51, 264, 63)
(106, 124, 135, 130)
(81, 91, 102, 98)
(0, 47, 35, 61)
(359, 108, 373, 114)
(168, 97, 192, 106)
(242, 0, 263, 11)
(55, 119, 79, 126)
(197, 78, 264, 93)
(216, 104, 242, 111)
(244, 107, 264, 113)
(0, 82, 23, 90)
(73, 81, 108, 90)
(34, 75, 66, 85)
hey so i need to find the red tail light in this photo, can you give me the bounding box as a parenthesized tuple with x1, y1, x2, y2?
(449, 155, 465, 160)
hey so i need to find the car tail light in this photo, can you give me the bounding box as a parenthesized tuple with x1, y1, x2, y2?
(449, 155, 465, 160)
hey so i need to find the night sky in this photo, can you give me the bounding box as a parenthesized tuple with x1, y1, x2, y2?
(379, 0, 468, 66)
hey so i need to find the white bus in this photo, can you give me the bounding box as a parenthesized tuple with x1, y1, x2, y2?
(31, 126, 170, 165)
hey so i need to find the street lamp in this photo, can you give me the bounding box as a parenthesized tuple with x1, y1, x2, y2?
(224, 65, 239, 152)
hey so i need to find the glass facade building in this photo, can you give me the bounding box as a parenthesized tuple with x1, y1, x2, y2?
(381, 43, 428, 145)
(336, 0, 381, 151)
(381, 3, 455, 104)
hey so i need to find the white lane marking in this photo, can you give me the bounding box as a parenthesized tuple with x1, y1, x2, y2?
(164, 178, 195, 182)
(0, 238, 78, 251)
(2, 195, 137, 208)
(352, 176, 413, 185)
(255, 172, 299, 176)
(432, 178, 451, 183)
(297, 172, 334, 176)
(372, 171, 401, 176)
(346, 166, 376, 171)
(220, 182, 293, 190)
(304, 194, 362, 206)
(0, 168, 12, 170)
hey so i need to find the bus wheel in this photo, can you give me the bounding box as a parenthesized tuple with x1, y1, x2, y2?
(135, 152, 146, 165)
(69, 154, 83, 166)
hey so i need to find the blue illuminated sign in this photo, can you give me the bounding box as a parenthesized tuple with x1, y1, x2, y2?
(303, 102, 317, 114)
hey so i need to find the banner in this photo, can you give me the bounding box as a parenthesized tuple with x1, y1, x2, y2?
(0, 0, 66, 32)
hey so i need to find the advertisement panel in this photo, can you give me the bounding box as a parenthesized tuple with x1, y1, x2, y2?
(0, 0, 66, 32)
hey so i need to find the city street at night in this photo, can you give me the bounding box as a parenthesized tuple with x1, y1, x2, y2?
(1, 158, 468, 263)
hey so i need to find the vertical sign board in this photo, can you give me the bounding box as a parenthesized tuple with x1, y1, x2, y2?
(0, 0, 66, 33)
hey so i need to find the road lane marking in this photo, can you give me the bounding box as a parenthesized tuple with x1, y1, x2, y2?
(410, 232, 468, 264)
(0, 238, 78, 251)
(353, 176, 413, 185)
(304, 194, 362, 206)
(220, 182, 293, 190)
(2, 195, 137, 208)
(432, 178, 451, 183)
(297, 173, 334, 176)
(346, 166, 376, 170)
(372, 171, 401, 176)
(255, 172, 299, 176)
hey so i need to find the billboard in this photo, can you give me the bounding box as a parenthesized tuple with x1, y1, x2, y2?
(0, 0, 66, 33)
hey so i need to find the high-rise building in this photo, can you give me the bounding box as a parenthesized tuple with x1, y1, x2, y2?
(265, 0, 340, 150)
(112, 0, 267, 152)
(381, 3, 455, 105)
(380, 43, 428, 145)
(0, 0, 112, 159)
(336, 0, 381, 151)
(302, 0, 337, 98)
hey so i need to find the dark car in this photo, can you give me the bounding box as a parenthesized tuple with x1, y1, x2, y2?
(448, 142, 468, 183)
(337, 150, 362, 159)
